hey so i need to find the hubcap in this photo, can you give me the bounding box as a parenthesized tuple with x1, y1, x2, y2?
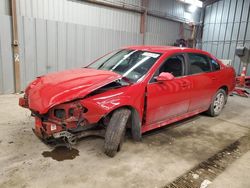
(213, 93, 225, 114)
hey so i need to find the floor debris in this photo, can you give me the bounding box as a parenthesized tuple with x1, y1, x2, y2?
(164, 134, 250, 188)
(192, 174, 199, 179)
(200, 179, 212, 188)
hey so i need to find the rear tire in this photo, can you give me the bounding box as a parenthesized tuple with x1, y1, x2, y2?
(104, 108, 131, 157)
(206, 89, 226, 117)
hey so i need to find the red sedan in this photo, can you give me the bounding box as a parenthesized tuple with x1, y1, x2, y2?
(19, 46, 236, 157)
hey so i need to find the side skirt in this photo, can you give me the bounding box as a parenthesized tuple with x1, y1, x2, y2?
(141, 107, 208, 133)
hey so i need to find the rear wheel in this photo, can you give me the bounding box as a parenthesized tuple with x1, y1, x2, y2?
(206, 89, 226, 117)
(104, 108, 131, 157)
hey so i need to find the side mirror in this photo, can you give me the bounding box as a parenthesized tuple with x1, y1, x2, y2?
(156, 72, 174, 82)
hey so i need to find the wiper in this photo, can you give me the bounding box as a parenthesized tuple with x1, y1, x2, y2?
(116, 77, 133, 86)
(97, 62, 106, 69)
(82, 65, 93, 69)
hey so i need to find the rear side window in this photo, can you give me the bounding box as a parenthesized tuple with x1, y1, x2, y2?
(188, 53, 211, 74)
(210, 58, 220, 71)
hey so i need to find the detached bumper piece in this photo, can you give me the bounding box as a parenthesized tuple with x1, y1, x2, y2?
(53, 129, 105, 145)
(233, 76, 250, 97)
(32, 116, 105, 146)
(19, 96, 29, 108)
(233, 88, 250, 98)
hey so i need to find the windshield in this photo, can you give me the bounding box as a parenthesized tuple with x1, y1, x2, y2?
(87, 49, 162, 83)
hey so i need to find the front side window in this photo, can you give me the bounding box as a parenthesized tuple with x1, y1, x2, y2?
(159, 55, 185, 77)
(210, 58, 220, 71)
(150, 54, 185, 82)
(188, 53, 211, 75)
(87, 49, 161, 83)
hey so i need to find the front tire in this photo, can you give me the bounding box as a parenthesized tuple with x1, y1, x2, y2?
(206, 89, 226, 117)
(104, 108, 131, 157)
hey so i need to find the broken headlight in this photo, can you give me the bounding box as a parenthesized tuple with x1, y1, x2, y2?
(54, 109, 66, 119)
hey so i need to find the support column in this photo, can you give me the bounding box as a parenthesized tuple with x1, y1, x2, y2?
(10, 0, 21, 93)
(140, 0, 148, 45)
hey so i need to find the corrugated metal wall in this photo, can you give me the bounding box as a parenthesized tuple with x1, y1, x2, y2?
(148, 0, 201, 23)
(0, 0, 10, 15)
(0, 0, 201, 93)
(0, 15, 15, 94)
(16, 0, 200, 26)
(18, 16, 142, 88)
(144, 0, 199, 45)
(145, 16, 181, 45)
(16, 0, 141, 32)
(202, 0, 250, 75)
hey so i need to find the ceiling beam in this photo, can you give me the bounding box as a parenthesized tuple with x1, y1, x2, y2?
(78, 0, 200, 25)
(203, 0, 220, 7)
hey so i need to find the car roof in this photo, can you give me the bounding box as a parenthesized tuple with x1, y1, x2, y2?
(124, 45, 211, 56)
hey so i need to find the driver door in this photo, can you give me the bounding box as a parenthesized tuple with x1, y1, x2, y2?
(146, 54, 192, 125)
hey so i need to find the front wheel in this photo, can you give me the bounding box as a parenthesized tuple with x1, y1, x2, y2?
(206, 89, 226, 117)
(104, 108, 131, 157)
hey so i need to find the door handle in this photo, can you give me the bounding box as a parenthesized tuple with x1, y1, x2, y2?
(211, 77, 217, 81)
(180, 82, 189, 87)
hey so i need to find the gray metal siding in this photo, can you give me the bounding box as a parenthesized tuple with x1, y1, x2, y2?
(0, 15, 15, 94)
(145, 16, 181, 45)
(0, 0, 195, 93)
(202, 0, 250, 75)
(148, 0, 201, 23)
(18, 16, 143, 89)
(16, 0, 201, 29)
(0, 0, 10, 15)
(16, 0, 141, 33)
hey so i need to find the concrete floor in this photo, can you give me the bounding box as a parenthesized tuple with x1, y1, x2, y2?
(0, 94, 249, 188)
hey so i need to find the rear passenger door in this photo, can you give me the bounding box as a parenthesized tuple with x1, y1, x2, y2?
(187, 53, 216, 112)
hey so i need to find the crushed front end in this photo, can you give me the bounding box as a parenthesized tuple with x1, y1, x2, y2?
(17, 68, 128, 146)
(19, 96, 105, 146)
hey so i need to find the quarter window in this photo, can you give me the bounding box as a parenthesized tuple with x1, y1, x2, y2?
(210, 59, 220, 71)
(188, 53, 211, 74)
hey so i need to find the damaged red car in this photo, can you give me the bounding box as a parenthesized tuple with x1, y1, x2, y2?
(19, 46, 236, 157)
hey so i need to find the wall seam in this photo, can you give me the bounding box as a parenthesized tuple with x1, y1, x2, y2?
(227, 0, 238, 67)
(221, 0, 232, 59)
(0, 26, 4, 93)
(239, 0, 250, 72)
(215, 0, 225, 57)
(34, 19, 38, 76)
(233, 0, 245, 74)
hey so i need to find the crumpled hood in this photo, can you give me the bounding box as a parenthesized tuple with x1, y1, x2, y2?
(26, 68, 122, 114)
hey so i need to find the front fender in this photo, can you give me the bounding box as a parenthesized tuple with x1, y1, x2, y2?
(80, 85, 145, 124)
